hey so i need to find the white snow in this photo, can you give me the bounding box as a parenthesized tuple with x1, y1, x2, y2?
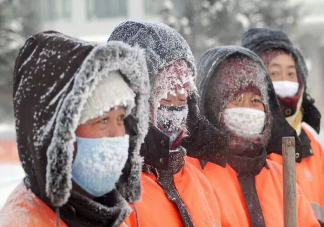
(0, 123, 16, 139)
(0, 163, 25, 208)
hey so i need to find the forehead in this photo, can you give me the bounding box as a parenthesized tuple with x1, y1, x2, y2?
(270, 54, 296, 66)
(95, 106, 126, 117)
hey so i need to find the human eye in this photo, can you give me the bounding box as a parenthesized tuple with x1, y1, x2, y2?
(98, 117, 109, 124)
(251, 97, 264, 107)
(233, 96, 242, 103)
(288, 71, 296, 78)
(161, 99, 172, 103)
(270, 71, 280, 77)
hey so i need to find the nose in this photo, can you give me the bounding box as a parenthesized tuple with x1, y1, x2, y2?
(241, 98, 253, 108)
(106, 121, 125, 137)
(171, 94, 186, 107)
(172, 97, 182, 107)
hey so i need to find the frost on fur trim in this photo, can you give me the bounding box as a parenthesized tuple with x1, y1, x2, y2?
(46, 43, 148, 206)
(13, 31, 149, 209)
(43, 41, 149, 206)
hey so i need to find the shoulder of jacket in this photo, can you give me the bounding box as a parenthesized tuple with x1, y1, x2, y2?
(302, 122, 321, 143)
(302, 122, 324, 152)
(0, 182, 65, 227)
(0, 203, 35, 227)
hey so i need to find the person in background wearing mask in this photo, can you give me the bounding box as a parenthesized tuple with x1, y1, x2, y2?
(0, 31, 150, 227)
(185, 46, 318, 227)
(242, 28, 324, 226)
(109, 21, 222, 227)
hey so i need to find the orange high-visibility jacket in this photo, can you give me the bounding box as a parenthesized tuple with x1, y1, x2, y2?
(188, 157, 319, 227)
(124, 161, 222, 227)
(0, 183, 68, 227)
(268, 122, 324, 223)
(0, 183, 130, 227)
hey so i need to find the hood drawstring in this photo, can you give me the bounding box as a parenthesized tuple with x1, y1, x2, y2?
(56, 207, 60, 227)
(131, 203, 139, 227)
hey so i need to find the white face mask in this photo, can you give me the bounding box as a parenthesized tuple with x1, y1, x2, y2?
(72, 135, 129, 197)
(272, 81, 299, 98)
(223, 108, 266, 136)
(156, 105, 188, 148)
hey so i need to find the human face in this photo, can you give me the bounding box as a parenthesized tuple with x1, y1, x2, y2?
(225, 92, 265, 112)
(268, 54, 298, 82)
(159, 91, 188, 107)
(75, 106, 126, 138)
(73, 106, 127, 198)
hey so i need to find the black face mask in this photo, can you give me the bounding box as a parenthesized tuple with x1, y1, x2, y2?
(156, 105, 188, 148)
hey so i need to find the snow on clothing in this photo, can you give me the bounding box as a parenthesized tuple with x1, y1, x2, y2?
(78, 70, 136, 124)
(243, 28, 324, 225)
(0, 31, 150, 227)
(185, 45, 318, 227)
(109, 21, 222, 227)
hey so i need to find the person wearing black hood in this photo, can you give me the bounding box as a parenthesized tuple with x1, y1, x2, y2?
(185, 45, 318, 227)
(109, 21, 222, 227)
(0, 31, 150, 227)
(242, 28, 324, 225)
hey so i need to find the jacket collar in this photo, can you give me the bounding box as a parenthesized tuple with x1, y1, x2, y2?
(201, 148, 268, 176)
(59, 190, 130, 227)
(227, 149, 268, 175)
(298, 128, 313, 160)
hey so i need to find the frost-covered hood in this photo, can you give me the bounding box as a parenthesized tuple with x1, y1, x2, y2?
(196, 46, 302, 160)
(108, 21, 196, 87)
(242, 28, 321, 133)
(13, 31, 150, 210)
(242, 28, 307, 86)
(109, 21, 197, 170)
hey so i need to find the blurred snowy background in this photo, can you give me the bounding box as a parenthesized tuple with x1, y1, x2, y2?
(0, 0, 323, 207)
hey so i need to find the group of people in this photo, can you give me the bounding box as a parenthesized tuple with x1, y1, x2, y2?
(0, 20, 323, 227)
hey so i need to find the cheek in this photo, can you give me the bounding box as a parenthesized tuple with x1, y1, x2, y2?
(292, 76, 298, 82)
(119, 126, 126, 136)
(225, 103, 236, 109)
(75, 124, 106, 138)
(256, 106, 265, 112)
(160, 100, 171, 106)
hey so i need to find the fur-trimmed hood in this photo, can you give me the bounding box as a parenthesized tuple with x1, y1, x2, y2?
(13, 31, 150, 225)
